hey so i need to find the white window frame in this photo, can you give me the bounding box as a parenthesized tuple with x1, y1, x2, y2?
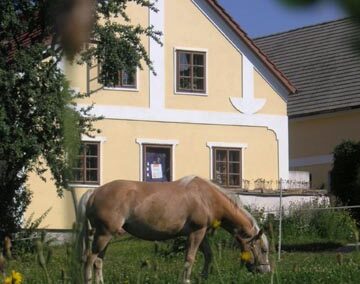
(69, 135, 107, 188)
(173, 47, 209, 96)
(136, 138, 179, 181)
(206, 142, 247, 187)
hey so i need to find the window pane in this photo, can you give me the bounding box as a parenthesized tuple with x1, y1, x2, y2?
(179, 52, 191, 65)
(215, 162, 227, 175)
(86, 144, 98, 156)
(193, 78, 204, 90)
(86, 170, 98, 182)
(179, 78, 191, 90)
(179, 65, 191, 77)
(193, 54, 204, 66)
(73, 169, 84, 182)
(229, 175, 240, 186)
(122, 70, 136, 87)
(215, 174, 227, 185)
(74, 157, 84, 168)
(86, 157, 98, 169)
(193, 66, 204, 78)
(229, 162, 240, 174)
(229, 151, 240, 162)
(216, 150, 227, 162)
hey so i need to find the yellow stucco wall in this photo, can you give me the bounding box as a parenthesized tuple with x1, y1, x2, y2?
(26, 119, 279, 230)
(254, 71, 287, 116)
(165, 0, 242, 113)
(290, 110, 360, 159)
(290, 109, 360, 189)
(64, 3, 150, 108)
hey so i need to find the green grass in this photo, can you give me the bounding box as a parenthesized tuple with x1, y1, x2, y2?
(4, 232, 360, 284)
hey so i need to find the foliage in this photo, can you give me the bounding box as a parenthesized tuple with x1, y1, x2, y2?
(3, 236, 360, 283)
(330, 140, 360, 223)
(246, 200, 358, 245)
(12, 209, 52, 255)
(0, 0, 159, 235)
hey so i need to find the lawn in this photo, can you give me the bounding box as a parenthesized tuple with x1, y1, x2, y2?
(5, 231, 360, 284)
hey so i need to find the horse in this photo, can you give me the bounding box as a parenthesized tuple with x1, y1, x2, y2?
(77, 175, 271, 284)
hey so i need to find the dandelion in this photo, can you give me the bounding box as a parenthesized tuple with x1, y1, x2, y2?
(240, 251, 252, 263)
(211, 219, 221, 230)
(3, 270, 22, 284)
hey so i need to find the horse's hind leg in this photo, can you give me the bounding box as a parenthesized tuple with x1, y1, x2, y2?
(94, 243, 109, 284)
(183, 228, 207, 284)
(199, 236, 212, 279)
(85, 231, 112, 284)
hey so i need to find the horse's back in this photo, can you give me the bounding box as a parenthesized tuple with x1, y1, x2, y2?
(85, 176, 217, 237)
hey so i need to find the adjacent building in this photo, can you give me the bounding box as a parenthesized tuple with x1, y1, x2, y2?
(256, 18, 360, 189)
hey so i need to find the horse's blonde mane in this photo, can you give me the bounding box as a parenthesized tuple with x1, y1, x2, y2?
(205, 179, 260, 232)
(179, 175, 197, 187)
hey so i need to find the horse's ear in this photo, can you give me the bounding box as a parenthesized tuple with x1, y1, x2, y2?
(248, 228, 264, 243)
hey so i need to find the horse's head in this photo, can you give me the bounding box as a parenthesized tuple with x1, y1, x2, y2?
(236, 229, 271, 273)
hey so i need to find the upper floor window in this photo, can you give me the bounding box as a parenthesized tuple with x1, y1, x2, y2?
(213, 148, 242, 187)
(176, 50, 206, 94)
(71, 142, 100, 185)
(98, 65, 137, 89)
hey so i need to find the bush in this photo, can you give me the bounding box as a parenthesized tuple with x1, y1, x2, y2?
(249, 200, 358, 245)
(330, 140, 360, 223)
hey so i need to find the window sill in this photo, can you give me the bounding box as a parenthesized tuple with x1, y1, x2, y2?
(104, 87, 139, 92)
(68, 184, 99, 189)
(174, 91, 208, 96)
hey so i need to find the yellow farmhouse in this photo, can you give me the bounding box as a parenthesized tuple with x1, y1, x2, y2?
(27, 0, 295, 230)
(256, 19, 360, 189)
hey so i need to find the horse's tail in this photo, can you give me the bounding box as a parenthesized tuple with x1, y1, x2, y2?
(76, 189, 94, 263)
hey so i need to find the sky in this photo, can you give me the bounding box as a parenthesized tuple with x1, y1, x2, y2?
(217, 0, 346, 38)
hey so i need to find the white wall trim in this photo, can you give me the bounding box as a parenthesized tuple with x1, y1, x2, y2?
(290, 154, 333, 168)
(230, 56, 266, 114)
(206, 142, 248, 149)
(79, 104, 289, 180)
(135, 138, 179, 181)
(149, 0, 165, 110)
(81, 135, 107, 143)
(173, 47, 209, 96)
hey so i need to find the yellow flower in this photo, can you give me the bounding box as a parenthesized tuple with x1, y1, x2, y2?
(3, 271, 23, 284)
(11, 270, 22, 284)
(240, 251, 252, 263)
(211, 219, 221, 230)
(4, 276, 12, 284)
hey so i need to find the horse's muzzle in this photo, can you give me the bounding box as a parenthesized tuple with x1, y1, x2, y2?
(246, 263, 271, 274)
(255, 264, 271, 273)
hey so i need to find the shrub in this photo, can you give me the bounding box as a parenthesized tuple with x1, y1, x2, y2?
(249, 200, 358, 245)
(330, 140, 360, 224)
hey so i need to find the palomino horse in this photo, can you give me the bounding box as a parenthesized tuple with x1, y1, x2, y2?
(78, 176, 270, 284)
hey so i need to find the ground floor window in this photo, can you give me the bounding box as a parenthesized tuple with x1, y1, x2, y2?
(213, 148, 242, 187)
(71, 142, 100, 184)
(143, 145, 172, 182)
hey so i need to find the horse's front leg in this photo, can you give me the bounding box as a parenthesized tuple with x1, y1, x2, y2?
(199, 236, 212, 279)
(183, 228, 207, 284)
